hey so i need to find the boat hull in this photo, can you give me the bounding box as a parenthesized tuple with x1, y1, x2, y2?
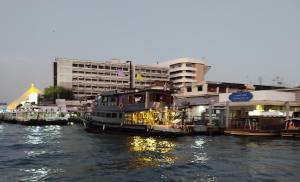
(281, 129, 300, 138)
(84, 120, 186, 137)
(19, 119, 69, 126)
(225, 129, 280, 136)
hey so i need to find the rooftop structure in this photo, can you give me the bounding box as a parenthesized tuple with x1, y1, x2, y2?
(155, 58, 211, 88)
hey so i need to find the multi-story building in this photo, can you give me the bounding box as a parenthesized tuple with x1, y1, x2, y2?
(155, 58, 211, 88)
(54, 58, 169, 99)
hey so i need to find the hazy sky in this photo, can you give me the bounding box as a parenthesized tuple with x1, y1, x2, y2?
(1, 0, 300, 102)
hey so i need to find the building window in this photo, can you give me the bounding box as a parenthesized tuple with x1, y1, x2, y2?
(186, 63, 193, 67)
(73, 64, 78, 67)
(119, 113, 123, 118)
(197, 86, 203, 92)
(219, 87, 227, 93)
(112, 113, 117, 118)
(208, 85, 217, 92)
(187, 87, 192, 92)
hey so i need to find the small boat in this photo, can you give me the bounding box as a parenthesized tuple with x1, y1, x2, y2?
(225, 116, 285, 137)
(281, 112, 300, 138)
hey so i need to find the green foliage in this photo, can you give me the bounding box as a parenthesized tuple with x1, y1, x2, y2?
(44, 86, 74, 101)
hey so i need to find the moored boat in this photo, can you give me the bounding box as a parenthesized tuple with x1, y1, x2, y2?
(281, 112, 300, 138)
(84, 89, 190, 137)
(1, 103, 70, 126)
(224, 116, 285, 137)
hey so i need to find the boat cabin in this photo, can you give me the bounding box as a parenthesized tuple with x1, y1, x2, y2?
(92, 89, 175, 126)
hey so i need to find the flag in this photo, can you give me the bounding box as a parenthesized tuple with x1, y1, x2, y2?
(136, 72, 143, 81)
(117, 70, 125, 77)
(118, 95, 124, 109)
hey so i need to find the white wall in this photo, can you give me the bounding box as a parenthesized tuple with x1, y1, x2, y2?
(219, 91, 296, 103)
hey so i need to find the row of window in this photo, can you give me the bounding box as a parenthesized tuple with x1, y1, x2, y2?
(93, 112, 123, 119)
(73, 64, 129, 71)
(135, 69, 167, 74)
(74, 92, 99, 95)
(72, 70, 129, 76)
(170, 63, 196, 69)
(170, 76, 196, 81)
(170, 70, 196, 75)
(72, 72, 167, 80)
(72, 78, 129, 83)
(185, 85, 227, 93)
(73, 85, 127, 89)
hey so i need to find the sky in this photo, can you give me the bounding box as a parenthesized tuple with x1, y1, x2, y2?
(0, 0, 300, 102)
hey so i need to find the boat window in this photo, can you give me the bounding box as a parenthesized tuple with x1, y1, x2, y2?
(106, 113, 111, 118)
(208, 85, 217, 92)
(119, 113, 123, 118)
(134, 94, 144, 103)
(128, 95, 134, 104)
(112, 113, 117, 118)
(152, 93, 165, 102)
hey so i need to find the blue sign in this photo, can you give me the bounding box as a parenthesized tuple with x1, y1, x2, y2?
(229, 92, 253, 102)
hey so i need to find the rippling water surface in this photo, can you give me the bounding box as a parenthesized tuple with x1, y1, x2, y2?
(0, 122, 299, 182)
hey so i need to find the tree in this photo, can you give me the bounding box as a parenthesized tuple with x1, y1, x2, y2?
(44, 86, 74, 101)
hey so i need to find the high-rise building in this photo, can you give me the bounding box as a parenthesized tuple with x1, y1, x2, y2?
(54, 58, 169, 99)
(155, 58, 211, 87)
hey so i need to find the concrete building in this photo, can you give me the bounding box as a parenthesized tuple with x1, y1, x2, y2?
(54, 58, 169, 99)
(219, 90, 300, 131)
(174, 81, 285, 98)
(155, 58, 211, 87)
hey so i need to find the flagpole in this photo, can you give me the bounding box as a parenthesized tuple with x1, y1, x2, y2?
(126, 60, 133, 89)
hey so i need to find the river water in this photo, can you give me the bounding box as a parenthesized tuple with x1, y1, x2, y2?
(0, 122, 299, 182)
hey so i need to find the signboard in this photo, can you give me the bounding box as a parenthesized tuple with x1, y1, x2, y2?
(229, 92, 253, 102)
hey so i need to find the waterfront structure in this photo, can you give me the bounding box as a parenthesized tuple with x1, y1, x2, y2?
(155, 58, 211, 88)
(219, 90, 300, 136)
(171, 81, 287, 131)
(54, 58, 169, 99)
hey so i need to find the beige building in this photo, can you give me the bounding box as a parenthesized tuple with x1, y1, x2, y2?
(155, 58, 211, 87)
(54, 58, 168, 99)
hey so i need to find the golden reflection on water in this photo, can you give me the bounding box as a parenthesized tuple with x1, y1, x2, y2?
(129, 136, 177, 167)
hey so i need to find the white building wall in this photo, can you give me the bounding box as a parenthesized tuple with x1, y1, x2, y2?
(219, 91, 296, 103)
(57, 60, 73, 89)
